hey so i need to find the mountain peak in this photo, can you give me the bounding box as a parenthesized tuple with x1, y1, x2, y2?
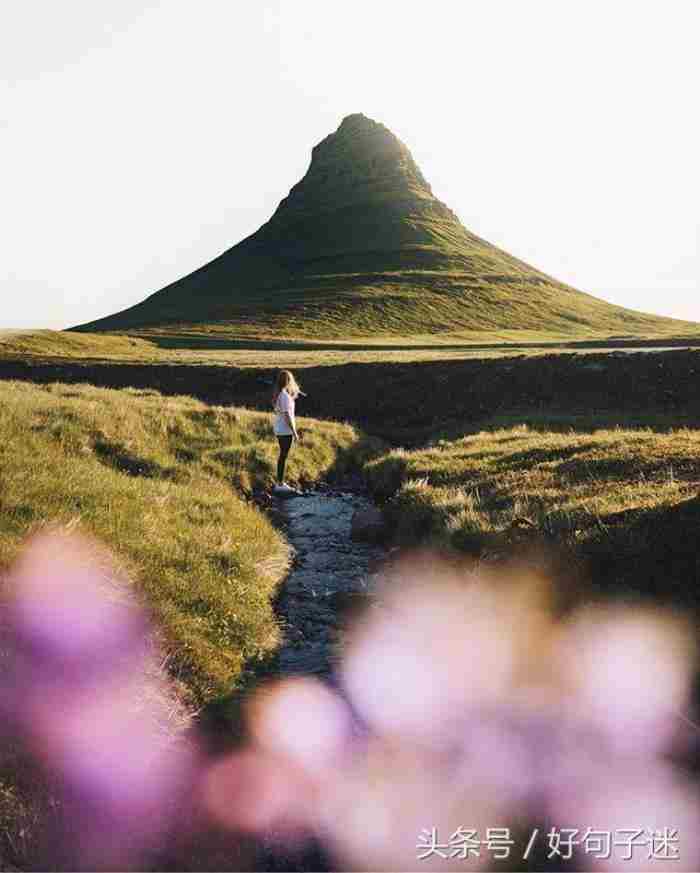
(268, 114, 433, 228)
(338, 112, 376, 129)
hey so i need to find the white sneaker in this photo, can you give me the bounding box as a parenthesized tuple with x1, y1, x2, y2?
(273, 482, 297, 495)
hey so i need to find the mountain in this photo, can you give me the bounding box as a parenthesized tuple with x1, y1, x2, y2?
(73, 113, 692, 339)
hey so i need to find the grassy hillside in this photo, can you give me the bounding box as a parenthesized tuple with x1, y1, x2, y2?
(365, 417, 700, 609)
(0, 380, 368, 701)
(0, 329, 160, 360)
(73, 270, 699, 341)
(0, 378, 381, 869)
(71, 114, 697, 340)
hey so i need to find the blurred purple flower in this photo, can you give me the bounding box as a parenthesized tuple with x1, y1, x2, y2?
(0, 532, 198, 870)
(204, 553, 700, 871)
(3, 534, 699, 871)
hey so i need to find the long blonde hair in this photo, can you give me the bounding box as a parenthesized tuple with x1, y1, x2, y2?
(272, 369, 302, 405)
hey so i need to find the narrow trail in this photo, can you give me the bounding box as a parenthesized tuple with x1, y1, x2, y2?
(271, 484, 387, 679)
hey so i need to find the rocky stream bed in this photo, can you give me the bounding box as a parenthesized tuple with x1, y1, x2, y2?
(270, 483, 387, 679)
(245, 484, 388, 871)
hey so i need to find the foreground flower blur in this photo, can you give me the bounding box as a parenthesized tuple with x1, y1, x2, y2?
(205, 553, 700, 871)
(0, 532, 198, 870)
(1, 534, 699, 871)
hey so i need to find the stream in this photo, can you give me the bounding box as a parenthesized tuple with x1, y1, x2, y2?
(271, 484, 387, 679)
(247, 486, 388, 871)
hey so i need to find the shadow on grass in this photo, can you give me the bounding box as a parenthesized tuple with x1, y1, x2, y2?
(2, 348, 700, 448)
(583, 495, 700, 612)
(471, 409, 700, 435)
(93, 438, 183, 481)
(365, 443, 629, 497)
(491, 443, 601, 471)
(556, 454, 700, 485)
(133, 331, 700, 354)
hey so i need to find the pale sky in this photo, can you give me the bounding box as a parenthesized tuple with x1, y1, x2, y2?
(2, 0, 698, 329)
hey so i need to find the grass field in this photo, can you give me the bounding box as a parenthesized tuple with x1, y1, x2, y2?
(0, 379, 371, 701)
(366, 416, 700, 610)
(368, 420, 700, 540)
(0, 377, 381, 868)
(2, 335, 700, 866)
(4, 328, 700, 371)
(3, 341, 699, 629)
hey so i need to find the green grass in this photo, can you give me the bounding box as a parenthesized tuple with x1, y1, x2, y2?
(0, 329, 160, 361)
(0, 377, 380, 868)
(71, 271, 700, 343)
(366, 421, 700, 560)
(0, 380, 368, 701)
(4, 327, 700, 374)
(2, 337, 699, 863)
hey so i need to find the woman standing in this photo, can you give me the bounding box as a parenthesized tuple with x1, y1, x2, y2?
(272, 369, 302, 493)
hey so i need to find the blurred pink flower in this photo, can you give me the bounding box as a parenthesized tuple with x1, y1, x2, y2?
(0, 532, 198, 870)
(204, 552, 700, 871)
(3, 535, 699, 871)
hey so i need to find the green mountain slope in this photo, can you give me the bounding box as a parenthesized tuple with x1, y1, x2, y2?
(73, 114, 695, 339)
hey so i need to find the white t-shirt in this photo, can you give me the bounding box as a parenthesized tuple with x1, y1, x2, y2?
(273, 389, 295, 436)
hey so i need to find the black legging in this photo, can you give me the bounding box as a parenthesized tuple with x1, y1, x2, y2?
(277, 435, 293, 482)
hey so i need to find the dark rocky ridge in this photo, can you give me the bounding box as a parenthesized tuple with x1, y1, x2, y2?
(73, 114, 692, 336)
